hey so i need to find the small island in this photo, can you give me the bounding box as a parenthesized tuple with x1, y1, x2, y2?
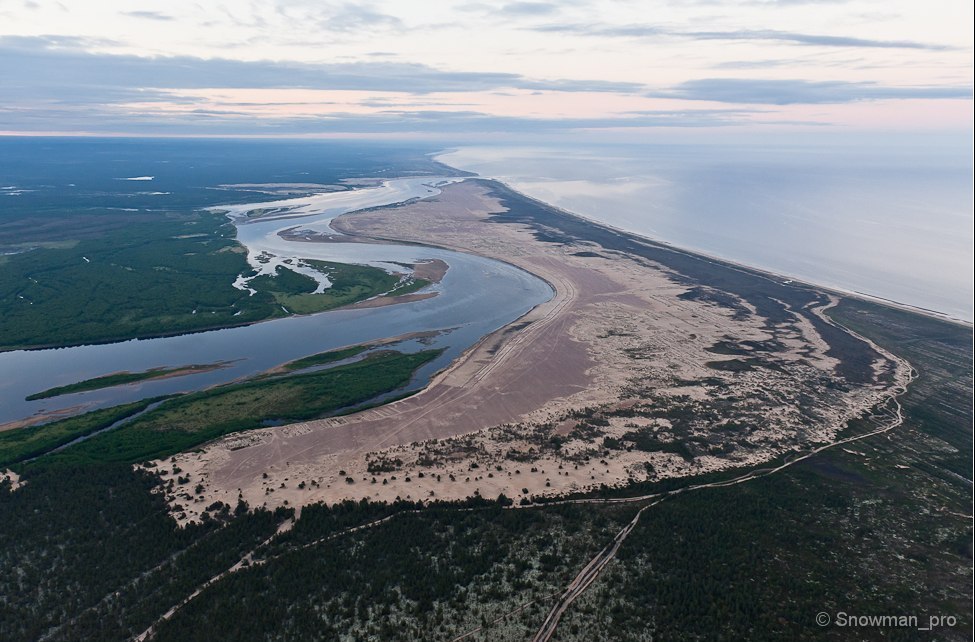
(25, 363, 231, 401)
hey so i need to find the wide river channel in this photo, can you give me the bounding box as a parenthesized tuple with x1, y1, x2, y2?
(0, 177, 553, 426)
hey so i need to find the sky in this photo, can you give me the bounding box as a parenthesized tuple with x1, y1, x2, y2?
(0, 0, 972, 140)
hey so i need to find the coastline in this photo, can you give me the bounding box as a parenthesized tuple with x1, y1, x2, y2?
(433, 155, 971, 327)
(163, 177, 920, 522)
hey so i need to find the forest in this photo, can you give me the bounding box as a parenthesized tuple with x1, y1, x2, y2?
(1, 298, 969, 642)
(0, 144, 968, 641)
(0, 139, 458, 352)
(0, 211, 418, 351)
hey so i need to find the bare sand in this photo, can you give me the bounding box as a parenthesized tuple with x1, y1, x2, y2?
(157, 180, 905, 523)
(1, 404, 90, 432)
(347, 291, 439, 309)
(411, 258, 448, 282)
(1, 468, 24, 491)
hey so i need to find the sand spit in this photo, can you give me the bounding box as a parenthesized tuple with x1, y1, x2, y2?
(157, 180, 906, 523)
(411, 258, 448, 282)
(1, 404, 91, 432)
(347, 291, 438, 309)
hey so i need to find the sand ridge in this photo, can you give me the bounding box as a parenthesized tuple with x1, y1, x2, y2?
(155, 180, 905, 523)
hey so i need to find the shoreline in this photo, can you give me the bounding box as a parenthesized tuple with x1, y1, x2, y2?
(491, 177, 972, 328)
(162, 178, 915, 522)
(0, 179, 550, 429)
(433, 155, 971, 327)
(7, 170, 964, 439)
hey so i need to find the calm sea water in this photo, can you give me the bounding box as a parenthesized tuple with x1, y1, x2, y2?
(440, 143, 973, 321)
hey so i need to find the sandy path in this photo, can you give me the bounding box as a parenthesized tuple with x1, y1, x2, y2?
(132, 517, 295, 642)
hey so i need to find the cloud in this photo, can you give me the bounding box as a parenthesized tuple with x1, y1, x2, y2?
(0, 104, 769, 137)
(457, 1, 561, 15)
(711, 56, 872, 70)
(657, 78, 973, 104)
(689, 29, 952, 50)
(0, 35, 659, 135)
(703, 0, 848, 4)
(711, 59, 800, 69)
(531, 23, 951, 50)
(122, 10, 174, 21)
(533, 24, 667, 38)
(0, 36, 643, 96)
(1, 36, 964, 137)
(0, 37, 771, 135)
(501, 2, 561, 15)
(313, 2, 403, 32)
(0, 34, 123, 50)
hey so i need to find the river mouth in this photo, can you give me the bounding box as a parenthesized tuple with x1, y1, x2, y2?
(0, 177, 553, 426)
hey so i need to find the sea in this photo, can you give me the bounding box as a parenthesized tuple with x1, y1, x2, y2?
(439, 141, 973, 322)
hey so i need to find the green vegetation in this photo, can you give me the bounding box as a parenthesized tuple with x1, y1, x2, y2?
(0, 217, 412, 352)
(0, 171, 969, 640)
(143, 296, 971, 642)
(253, 259, 402, 315)
(827, 299, 973, 472)
(0, 461, 289, 642)
(561, 299, 973, 641)
(25, 364, 222, 401)
(0, 212, 274, 351)
(46, 349, 441, 465)
(156, 501, 630, 642)
(248, 263, 321, 296)
(0, 139, 465, 352)
(0, 296, 970, 642)
(0, 401, 155, 468)
(562, 437, 971, 641)
(283, 345, 371, 371)
(619, 430, 695, 461)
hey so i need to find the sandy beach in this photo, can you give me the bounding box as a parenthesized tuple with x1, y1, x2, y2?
(157, 180, 908, 523)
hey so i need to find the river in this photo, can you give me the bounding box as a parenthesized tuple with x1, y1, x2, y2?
(0, 177, 552, 425)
